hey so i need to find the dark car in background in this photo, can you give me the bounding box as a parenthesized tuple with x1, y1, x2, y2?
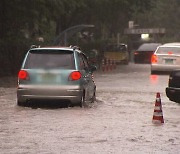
(134, 43, 161, 64)
(166, 70, 180, 103)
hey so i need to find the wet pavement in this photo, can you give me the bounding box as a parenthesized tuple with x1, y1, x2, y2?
(0, 63, 180, 154)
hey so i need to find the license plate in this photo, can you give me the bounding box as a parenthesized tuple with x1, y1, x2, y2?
(165, 59, 174, 64)
(41, 73, 56, 83)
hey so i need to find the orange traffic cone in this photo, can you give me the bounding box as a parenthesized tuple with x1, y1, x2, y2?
(152, 92, 164, 124)
(113, 59, 117, 70)
(101, 59, 105, 72)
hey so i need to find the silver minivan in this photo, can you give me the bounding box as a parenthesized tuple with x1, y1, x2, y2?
(17, 46, 96, 107)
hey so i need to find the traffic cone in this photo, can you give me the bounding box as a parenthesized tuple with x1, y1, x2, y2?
(152, 92, 164, 124)
(105, 59, 109, 72)
(113, 59, 117, 70)
(109, 59, 113, 71)
(101, 59, 105, 72)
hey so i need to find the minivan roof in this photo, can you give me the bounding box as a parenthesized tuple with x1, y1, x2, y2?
(29, 46, 82, 53)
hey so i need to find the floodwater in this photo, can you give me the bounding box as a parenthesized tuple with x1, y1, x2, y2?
(0, 63, 180, 154)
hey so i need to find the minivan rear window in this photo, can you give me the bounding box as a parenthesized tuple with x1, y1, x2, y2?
(156, 47, 180, 54)
(24, 50, 75, 69)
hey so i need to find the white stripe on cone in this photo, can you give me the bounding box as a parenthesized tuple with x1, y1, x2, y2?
(154, 106, 161, 110)
(153, 112, 163, 117)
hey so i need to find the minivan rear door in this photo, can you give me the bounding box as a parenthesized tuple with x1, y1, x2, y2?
(22, 49, 75, 85)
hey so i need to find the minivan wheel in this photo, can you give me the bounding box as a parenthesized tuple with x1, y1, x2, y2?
(91, 92, 96, 103)
(80, 94, 89, 108)
(80, 94, 85, 108)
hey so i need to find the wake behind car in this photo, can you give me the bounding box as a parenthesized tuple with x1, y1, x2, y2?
(17, 45, 96, 107)
(134, 43, 161, 64)
(151, 43, 180, 74)
(166, 70, 180, 103)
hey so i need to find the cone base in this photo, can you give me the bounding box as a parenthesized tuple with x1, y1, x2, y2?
(152, 119, 164, 124)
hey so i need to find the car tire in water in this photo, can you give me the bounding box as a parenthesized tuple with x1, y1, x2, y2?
(80, 92, 89, 108)
(79, 93, 85, 108)
(169, 97, 180, 104)
(91, 91, 96, 103)
(17, 100, 25, 106)
(151, 70, 157, 75)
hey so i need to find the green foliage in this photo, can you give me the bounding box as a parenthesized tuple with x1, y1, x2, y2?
(132, 0, 180, 41)
(0, 0, 179, 75)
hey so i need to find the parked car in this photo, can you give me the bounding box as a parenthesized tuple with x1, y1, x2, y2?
(17, 45, 97, 107)
(166, 70, 180, 103)
(134, 43, 161, 64)
(151, 43, 180, 74)
(104, 43, 129, 65)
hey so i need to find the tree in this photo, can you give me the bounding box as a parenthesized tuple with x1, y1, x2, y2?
(0, 0, 179, 75)
(131, 0, 180, 42)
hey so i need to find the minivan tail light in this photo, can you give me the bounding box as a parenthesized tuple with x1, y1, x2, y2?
(69, 71, 81, 80)
(151, 54, 158, 63)
(18, 70, 28, 80)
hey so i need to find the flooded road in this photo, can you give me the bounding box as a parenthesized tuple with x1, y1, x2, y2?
(0, 63, 180, 154)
